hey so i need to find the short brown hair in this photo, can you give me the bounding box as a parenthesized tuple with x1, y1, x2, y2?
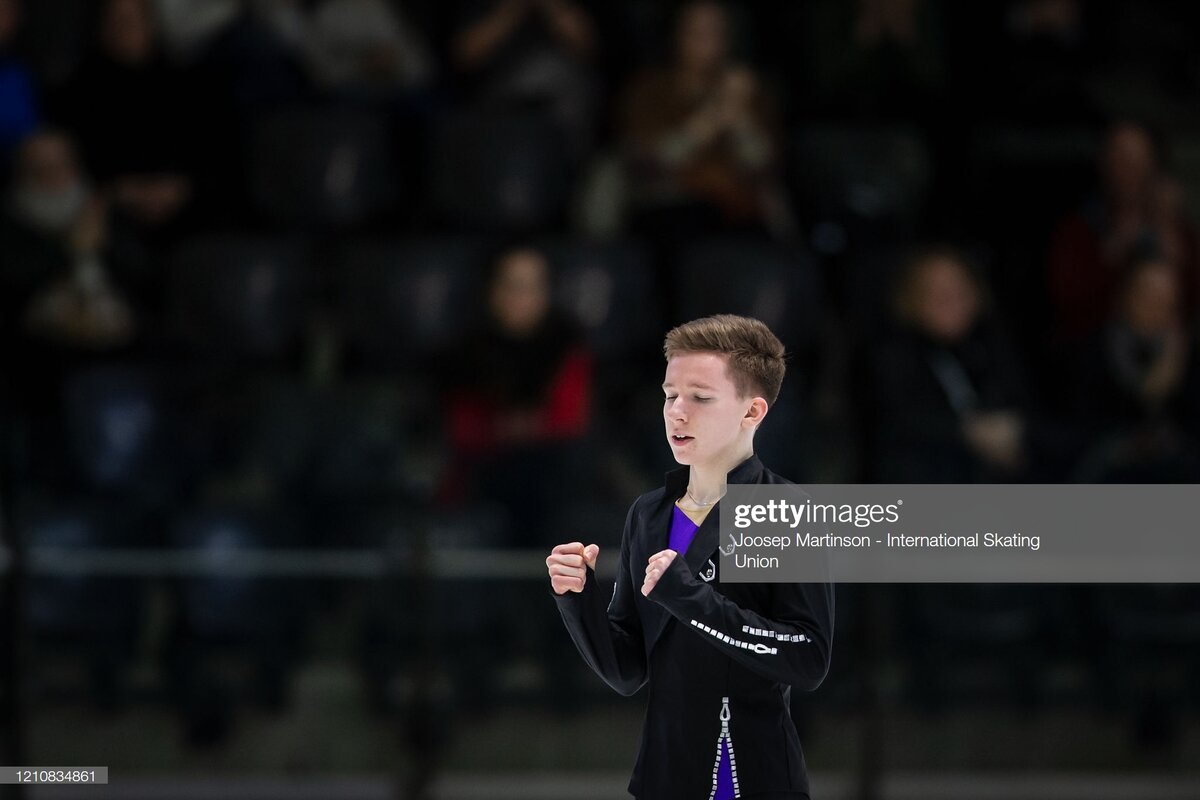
(663, 314, 786, 405)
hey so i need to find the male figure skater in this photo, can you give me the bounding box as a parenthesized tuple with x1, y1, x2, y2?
(546, 314, 834, 799)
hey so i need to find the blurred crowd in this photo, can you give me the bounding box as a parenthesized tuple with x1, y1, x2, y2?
(2, 0, 1200, 747)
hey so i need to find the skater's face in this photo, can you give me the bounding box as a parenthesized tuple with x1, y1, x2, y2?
(663, 352, 764, 467)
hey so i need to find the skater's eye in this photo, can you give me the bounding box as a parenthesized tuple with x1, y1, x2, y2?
(693, 396, 711, 402)
(664, 394, 678, 401)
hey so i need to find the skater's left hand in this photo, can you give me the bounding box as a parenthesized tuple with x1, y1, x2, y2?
(642, 549, 679, 597)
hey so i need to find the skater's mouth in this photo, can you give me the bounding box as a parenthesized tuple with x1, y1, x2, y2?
(670, 433, 694, 446)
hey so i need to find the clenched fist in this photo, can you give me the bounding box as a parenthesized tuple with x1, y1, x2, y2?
(547, 541, 599, 595)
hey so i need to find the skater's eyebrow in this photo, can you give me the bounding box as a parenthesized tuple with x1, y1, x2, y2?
(662, 382, 715, 390)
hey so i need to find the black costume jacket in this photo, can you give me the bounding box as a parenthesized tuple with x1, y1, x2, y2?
(551, 454, 835, 799)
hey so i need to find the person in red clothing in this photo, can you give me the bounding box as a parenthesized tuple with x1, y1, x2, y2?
(439, 245, 592, 545)
(1047, 120, 1200, 345)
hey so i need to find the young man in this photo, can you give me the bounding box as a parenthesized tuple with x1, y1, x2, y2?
(546, 314, 834, 800)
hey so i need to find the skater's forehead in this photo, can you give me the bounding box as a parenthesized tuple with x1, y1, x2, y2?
(663, 352, 732, 390)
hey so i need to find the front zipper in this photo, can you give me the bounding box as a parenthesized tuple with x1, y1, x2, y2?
(708, 696, 740, 799)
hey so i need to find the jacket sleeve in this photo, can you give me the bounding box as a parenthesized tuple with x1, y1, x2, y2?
(549, 500, 648, 696)
(647, 551, 834, 691)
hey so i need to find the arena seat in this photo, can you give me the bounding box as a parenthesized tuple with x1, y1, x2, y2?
(429, 111, 572, 232)
(789, 124, 932, 252)
(167, 234, 314, 363)
(541, 239, 660, 363)
(332, 237, 487, 370)
(673, 237, 824, 356)
(248, 106, 400, 230)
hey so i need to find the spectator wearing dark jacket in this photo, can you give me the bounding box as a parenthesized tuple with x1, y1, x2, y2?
(1067, 257, 1200, 480)
(867, 246, 1031, 482)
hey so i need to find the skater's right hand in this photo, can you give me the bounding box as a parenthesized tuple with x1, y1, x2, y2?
(547, 542, 599, 595)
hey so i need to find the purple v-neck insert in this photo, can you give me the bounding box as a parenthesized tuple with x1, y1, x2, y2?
(668, 504, 701, 555)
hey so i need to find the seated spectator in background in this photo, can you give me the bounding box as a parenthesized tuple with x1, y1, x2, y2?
(439, 245, 592, 545)
(303, 0, 433, 101)
(451, 0, 598, 156)
(618, 0, 785, 239)
(0, 0, 39, 171)
(867, 247, 1031, 482)
(0, 130, 140, 361)
(1048, 120, 1200, 344)
(1067, 257, 1200, 480)
(49, 0, 193, 236)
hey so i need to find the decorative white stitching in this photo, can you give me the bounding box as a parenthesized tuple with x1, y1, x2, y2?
(691, 619, 777, 655)
(742, 624, 810, 642)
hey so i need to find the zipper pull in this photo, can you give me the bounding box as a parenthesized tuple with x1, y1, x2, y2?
(720, 696, 731, 728)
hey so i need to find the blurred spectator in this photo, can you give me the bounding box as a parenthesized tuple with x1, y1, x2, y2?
(867, 247, 1031, 482)
(450, 0, 598, 155)
(1067, 257, 1200, 480)
(0, 129, 139, 357)
(1048, 121, 1200, 344)
(303, 0, 433, 100)
(49, 0, 194, 234)
(617, 0, 785, 240)
(438, 245, 592, 544)
(0, 0, 38, 170)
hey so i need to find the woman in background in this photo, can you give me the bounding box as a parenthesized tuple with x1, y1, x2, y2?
(439, 245, 592, 546)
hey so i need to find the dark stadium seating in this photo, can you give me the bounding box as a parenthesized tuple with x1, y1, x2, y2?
(331, 237, 487, 370)
(16, 498, 145, 707)
(429, 111, 573, 232)
(167, 234, 314, 363)
(248, 106, 400, 230)
(673, 237, 824, 356)
(168, 505, 304, 640)
(1090, 585, 1200, 710)
(542, 239, 661, 363)
(18, 499, 144, 639)
(789, 124, 932, 252)
(305, 379, 434, 503)
(166, 505, 306, 741)
(61, 364, 167, 493)
(901, 584, 1078, 709)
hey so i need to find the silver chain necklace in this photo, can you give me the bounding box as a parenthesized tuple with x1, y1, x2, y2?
(686, 486, 725, 507)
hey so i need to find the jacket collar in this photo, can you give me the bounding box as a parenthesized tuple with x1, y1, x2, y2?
(662, 451, 764, 577)
(664, 452, 764, 498)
